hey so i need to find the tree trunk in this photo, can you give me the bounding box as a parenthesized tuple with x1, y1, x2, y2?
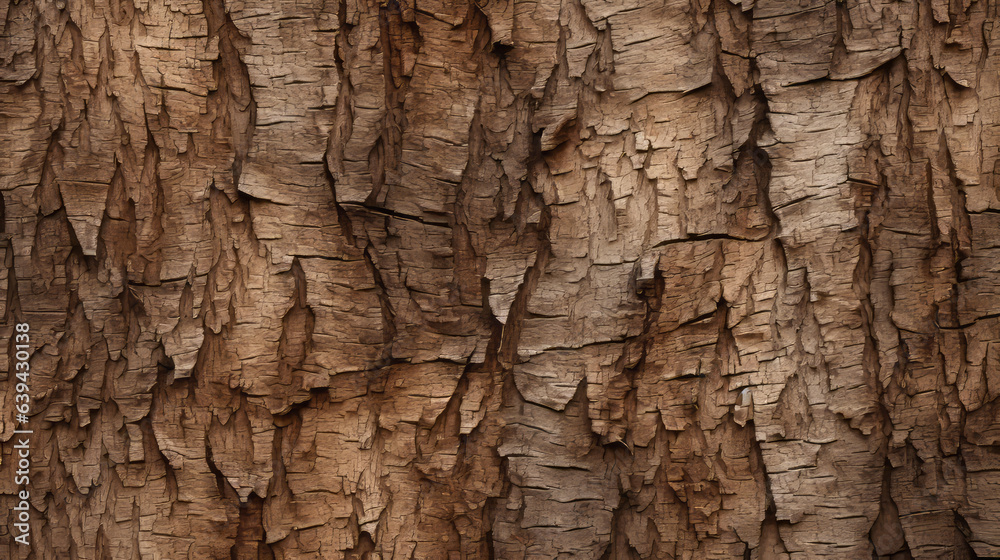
(1, 0, 998, 557)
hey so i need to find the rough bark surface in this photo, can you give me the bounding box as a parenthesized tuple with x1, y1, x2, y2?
(2, 0, 999, 558)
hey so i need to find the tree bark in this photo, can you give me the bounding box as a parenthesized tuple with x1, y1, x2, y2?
(1, 0, 999, 558)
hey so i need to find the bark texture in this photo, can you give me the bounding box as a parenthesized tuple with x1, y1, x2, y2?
(2, 0, 999, 558)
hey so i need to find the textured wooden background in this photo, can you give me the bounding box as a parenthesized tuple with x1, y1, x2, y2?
(2, 0, 999, 557)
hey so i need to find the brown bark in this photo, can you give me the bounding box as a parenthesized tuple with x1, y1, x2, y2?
(1, 0, 998, 558)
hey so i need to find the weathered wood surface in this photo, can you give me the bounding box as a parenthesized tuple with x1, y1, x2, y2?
(1, 0, 999, 557)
